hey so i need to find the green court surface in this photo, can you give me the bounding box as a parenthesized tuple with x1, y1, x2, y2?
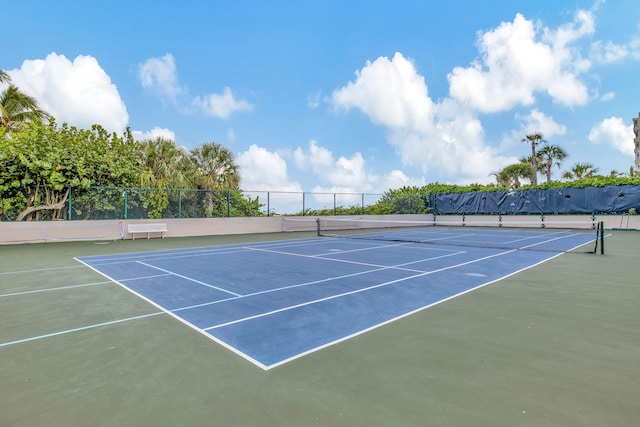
(1, 231, 638, 426)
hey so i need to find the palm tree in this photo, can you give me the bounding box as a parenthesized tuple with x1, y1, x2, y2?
(493, 162, 534, 188)
(190, 142, 239, 190)
(137, 137, 195, 189)
(518, 156, 539, 184)
(521, 133, 546, 185)
(562, 162, 599, 180)
(136, 137, 196, 218)
(190, 142, 240, 217)
(1, 84, 50, 131)
(0, 70, 10, 84)
(537, 144, 568, 182)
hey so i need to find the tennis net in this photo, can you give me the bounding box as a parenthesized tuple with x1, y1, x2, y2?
(314, 217, 604, 254)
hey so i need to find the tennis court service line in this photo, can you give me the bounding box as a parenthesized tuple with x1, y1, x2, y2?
(0, 280, 113, 298)
(170, 250, 466, 313)
(0, 311, 164, 348)
(79, 238, 329, 266)
(202, 248, 518, 331)
(0, 265, 84, 275)
(136, 261, 242, 297)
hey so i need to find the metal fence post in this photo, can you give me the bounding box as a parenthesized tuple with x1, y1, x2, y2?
(123, 188, 128, 219)
(67, 185, 72, 220)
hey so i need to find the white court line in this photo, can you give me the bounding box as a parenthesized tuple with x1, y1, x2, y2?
(135, 261, 242, 297)
(203, 248, 514, 332)
(78, 237, 326, 265)
(313, 241, 460, 257)
(171, 250, 466, 313)
(0, 281, 112, 298)
(79, 238, 337, 267)
(83, 248, 250, 267)
(118, 273, 172, 282)
(0, 312, 164, 348)
(245, 245, 456, 273)
(0, 265, 83, 275)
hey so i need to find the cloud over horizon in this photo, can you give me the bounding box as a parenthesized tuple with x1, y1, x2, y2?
(7, 52, 129, 133)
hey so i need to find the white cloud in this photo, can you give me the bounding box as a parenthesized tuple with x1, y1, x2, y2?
(293, 140, 333, 171)
(517, 109, 567, 137)
(333, 52, 435, 129)
(8, 52, 128, 133)
(590, 32, 640, 64)
(293, 141, 378, 191)
(139, 54, 253, 119)
(193, 87, 253, 119)
(293, 140, 427, 193)
(590, 40, 630, 64)
(236, 144, 305, 214)
(236, 144, 301, 192)
(588, 117, 635, 157)
(132, 127, 176, 141)
(599, 91, 615, 101)
(448, 11, 592, 112)
(138, 53, 185, 102)
(307, 90, 322, 109)
(332, 53, 516, 184)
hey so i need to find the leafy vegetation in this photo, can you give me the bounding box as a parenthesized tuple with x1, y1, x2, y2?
(0, 122, 263, 221)
(0, 121, 140, 220)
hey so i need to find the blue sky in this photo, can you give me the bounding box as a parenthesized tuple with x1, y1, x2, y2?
(3, 0, 640, 197)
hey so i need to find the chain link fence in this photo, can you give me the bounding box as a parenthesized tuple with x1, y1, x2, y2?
(1, 186, 432, 221)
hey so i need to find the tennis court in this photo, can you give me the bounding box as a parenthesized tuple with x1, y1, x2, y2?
(1, 225, 639, 426)
(75, 225, 600, 369)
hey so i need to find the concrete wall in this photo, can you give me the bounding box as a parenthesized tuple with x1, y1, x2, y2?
(0, 214, 434, 245)
(434, 214, 640, 230)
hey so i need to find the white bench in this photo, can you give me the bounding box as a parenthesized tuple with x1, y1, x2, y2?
(127, 223, 168, 239)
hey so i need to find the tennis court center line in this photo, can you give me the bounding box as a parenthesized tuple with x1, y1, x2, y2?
(0, 312, 164, 348)
(203, 248, 516, 331)
(135, 261, 242, 297)
(502, 230, 570, 245)
(244, 244, 463, 273)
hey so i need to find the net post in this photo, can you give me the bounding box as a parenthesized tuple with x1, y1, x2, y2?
(599, 221, 605, 255)
(316, 218, 321, 237)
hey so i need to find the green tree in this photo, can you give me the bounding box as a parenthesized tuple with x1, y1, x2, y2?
(562, 162, 599, 180)
(191, 142, 240, 190)
(137, 138, 194, 189)
(537, 144, 568, 182)
(521, 133, 546, 185)
(0, 120, 141, 221)
(190, 142, 240, 217)
(494, 162, 534, 188)
(0, 70, 10, 84)
(137, 138, 195, 218)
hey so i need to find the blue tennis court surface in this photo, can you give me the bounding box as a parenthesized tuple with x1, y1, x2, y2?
(76, 229, 597, 369)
